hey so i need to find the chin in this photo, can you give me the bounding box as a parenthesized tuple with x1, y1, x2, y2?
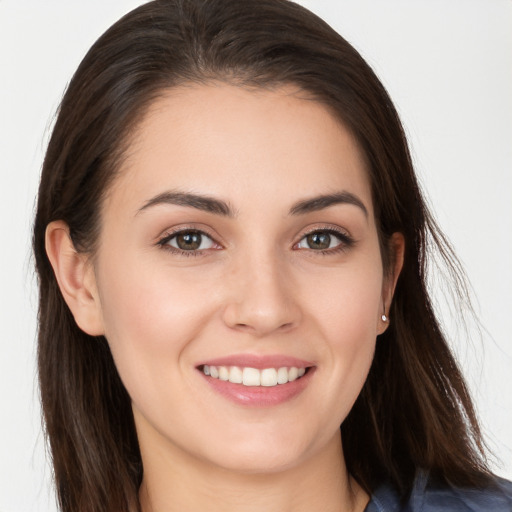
(198, 434, 316, 475)
(216, 452, 304, 475)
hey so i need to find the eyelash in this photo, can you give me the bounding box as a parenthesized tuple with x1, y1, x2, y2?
(156, 226, 355, 257)
(157, 227, 220, 257)
(295, 226, 355, 255)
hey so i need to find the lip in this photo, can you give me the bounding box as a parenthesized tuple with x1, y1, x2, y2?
(196, 354, 316, 407)
(197, 354, 314, 370)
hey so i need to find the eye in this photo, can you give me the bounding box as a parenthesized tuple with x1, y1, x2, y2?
(296, 229, 352, 251)
(160, 230, 216, 252)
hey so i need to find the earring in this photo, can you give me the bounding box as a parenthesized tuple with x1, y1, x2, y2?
(381, 314, 388, 322)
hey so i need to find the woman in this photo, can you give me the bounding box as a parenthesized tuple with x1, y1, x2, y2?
(32, 0, 512, 511)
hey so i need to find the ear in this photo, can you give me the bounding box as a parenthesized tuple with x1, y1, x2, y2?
(378, 232, 405, 334)
(45, 220, 105, 336)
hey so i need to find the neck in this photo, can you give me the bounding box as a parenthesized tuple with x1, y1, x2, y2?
(138, 430, 368, 512)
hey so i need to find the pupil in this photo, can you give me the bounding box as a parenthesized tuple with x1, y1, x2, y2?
(177, 232, 201, 250)
(307, 232, 330, 250)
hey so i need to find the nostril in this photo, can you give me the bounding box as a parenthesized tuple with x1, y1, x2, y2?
(221, 290, 302, 336)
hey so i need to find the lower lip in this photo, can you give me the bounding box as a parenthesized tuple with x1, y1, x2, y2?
(200, 368, 315, 407)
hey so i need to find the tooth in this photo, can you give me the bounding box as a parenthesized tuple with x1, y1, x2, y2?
(277, 367, 289, 384)
(205, 365, 307, 386)
(218, 366, 229, 381)
(229, 366, 243, 384)
(261, 368, 278, 387)
(242, 367, 260, 386)
(288, 367, 299, 382)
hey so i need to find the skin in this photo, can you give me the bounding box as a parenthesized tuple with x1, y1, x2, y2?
(46, 83, 404, 512)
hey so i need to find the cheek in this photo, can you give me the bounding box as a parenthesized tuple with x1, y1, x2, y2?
(300, 259, 382, 417)
(99, 249, 217, 336)
(95, 257, 220, 401)
(304, 256, 383, 344)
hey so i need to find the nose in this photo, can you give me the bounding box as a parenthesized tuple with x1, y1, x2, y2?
(221, 251, 302, 337)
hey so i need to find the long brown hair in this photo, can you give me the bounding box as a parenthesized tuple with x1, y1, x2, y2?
(33, 1, 491, 510)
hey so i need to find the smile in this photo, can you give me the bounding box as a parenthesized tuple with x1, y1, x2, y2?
(197, 355, 315, 406)
(202, 365, 307, 387)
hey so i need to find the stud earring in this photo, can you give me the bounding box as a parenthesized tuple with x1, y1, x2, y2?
(381, 314, 388, 322)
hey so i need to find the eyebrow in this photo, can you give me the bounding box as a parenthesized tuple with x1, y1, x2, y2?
(137, 190, 368, 218)
(289, 191, 368, 217)
(138, 191, 235, 217)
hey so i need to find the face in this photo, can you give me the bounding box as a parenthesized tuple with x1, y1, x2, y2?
(86, 84, 398, 474)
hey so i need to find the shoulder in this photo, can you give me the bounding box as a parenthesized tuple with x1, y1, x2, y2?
(365, 470, 512, 512)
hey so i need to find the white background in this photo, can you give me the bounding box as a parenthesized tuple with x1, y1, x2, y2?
(1, 1, 511, 511)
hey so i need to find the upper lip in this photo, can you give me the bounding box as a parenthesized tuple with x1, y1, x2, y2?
(197, 354, 314, 370)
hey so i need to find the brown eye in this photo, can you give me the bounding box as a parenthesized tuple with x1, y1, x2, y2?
(296, 229, 351, 252)
(176, 232, 202, 250)
(305, 232, 331, 250)
(166, 230, 215, 251)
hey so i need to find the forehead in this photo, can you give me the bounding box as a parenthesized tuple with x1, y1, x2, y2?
(108, 83, 373, 217)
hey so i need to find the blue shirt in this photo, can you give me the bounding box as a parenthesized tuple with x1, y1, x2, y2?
(365, 471, 512, 511)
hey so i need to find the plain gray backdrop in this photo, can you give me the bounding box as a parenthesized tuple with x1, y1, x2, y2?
(1, 1, 511, 511)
